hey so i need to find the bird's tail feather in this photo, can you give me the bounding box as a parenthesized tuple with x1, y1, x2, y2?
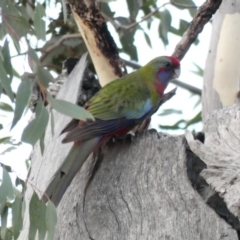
(42, 137, 100, 206)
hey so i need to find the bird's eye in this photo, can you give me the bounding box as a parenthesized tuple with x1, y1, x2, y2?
(165, 62, 171, 68)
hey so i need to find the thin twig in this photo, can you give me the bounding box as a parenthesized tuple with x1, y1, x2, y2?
(102, 3, 170, 30)
(172, 0, 222, 60)
(40, 33, 82, 62)
(102, 1, 197, 31)
(122, 59, 201, 95)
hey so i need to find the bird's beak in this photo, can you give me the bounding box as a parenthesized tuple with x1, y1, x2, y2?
(173, 67, 181, 78)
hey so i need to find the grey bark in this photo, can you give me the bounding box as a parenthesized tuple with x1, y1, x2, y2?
(186, 100, 240, 221)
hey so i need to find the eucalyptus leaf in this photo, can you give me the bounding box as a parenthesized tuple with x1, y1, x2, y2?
(46, 92, 94, 121)
(11, 77, 32, 129)
(0, 206, 8, 240)
(29, 192, 41, 240)
(12, 196, 23, 240)
(0, 136, 11, 144)
(38, 201, 47, 240)
(0, 102, 13, 112)
(143, 31, 152, 48)
(27, 47, 41, 72)
(2, 168, 14, 201)
(186, 111, 202, 127)
(61, 0, 67, 23)
(0, 168, 14, 215)
(126, 0, 140, 19)
(2, 39, 13, 80)
(0, 58, 14, 101)
(21, 100, 49, 146)
(34, 3, 46, 40)
(191, 62, 204, 77)
(35, 66, 54, 88)
(158, 9, 172, 46)
(46, 201, 57, 240)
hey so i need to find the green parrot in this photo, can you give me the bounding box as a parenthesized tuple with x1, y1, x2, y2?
(43, 56, 181, 206)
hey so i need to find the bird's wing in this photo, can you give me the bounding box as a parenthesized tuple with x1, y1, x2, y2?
(86, 77, 154, 120)
(62, 78, 158, 143)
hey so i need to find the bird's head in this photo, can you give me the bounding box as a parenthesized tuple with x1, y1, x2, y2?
(149, 56, 181, 86)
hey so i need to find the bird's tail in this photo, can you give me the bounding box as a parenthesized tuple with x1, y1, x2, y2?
(42, 137, 100, 206)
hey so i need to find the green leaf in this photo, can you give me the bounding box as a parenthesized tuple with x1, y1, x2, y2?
(116, 17, 138, 60)
(191, 62, 204, 77)
(29, 192, 41, 240)
(28, 47, 53, 88)
(143, 31, 152, 48)
(46, 201, 57, 240)
(0, 102, 13, 112)
(34, 3, 46, 40)
(21, 100, 49, 146)
(27, 47, 41, 72)
(12, 196, 23, 240)
(0, 58, 14, 101)
(158, 109, 182, 116)
(126, 0, 140, 19)
(2, 168, 14, 201)
(170, 19, 188, 37)
(47, 92, 94, 121)
(2, 39, 13, 80)
(99, 2, 115, 17)
(173, 0, 197, 17)
(38, 201, 47, 240)
(0, 168, 14, 215)
(2, 4, 30, 43)
(61, 0, 67, 23)
(186, 111, 202, 127)
(159, 119, 186, 130)
(0, 137, 11, 144)
(159, 9, 172, 46)
(0, 146, 17, 155)
(35, 65, 54, 88)
(0, 136, 11, 144)
(11, 77, 32, 129)
(0, 206, 8, 240)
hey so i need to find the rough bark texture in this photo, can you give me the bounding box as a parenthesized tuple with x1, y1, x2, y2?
(202, 0, 240, 121)
(54, 132, 237, 240)
(186, 100, 240, 221)
(68, 0, 124, 86)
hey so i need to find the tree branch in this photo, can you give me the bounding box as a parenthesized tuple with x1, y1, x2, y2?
(40, 33, 81, 62)
(102, 3, 170, 30)
(102, 1, 197, 31)
(172, 0, 222, 60)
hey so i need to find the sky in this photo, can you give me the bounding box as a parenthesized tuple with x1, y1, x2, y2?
(0, 0, 209, 179)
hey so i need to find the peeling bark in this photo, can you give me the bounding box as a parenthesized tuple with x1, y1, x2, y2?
(186, 101, 240, 221)
(68, 0, 124, 86)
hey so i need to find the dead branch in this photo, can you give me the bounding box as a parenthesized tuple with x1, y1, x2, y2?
(172, 0, 222, 60)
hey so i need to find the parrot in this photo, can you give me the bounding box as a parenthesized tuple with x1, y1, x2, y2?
(43, 55, 180, 206)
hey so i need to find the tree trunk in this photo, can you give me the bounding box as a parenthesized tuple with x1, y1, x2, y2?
(202, 0, 240, 120)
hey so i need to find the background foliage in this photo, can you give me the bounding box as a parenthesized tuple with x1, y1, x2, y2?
(0, 0, 204, 239)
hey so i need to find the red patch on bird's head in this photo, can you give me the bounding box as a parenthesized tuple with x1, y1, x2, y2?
(164, 56, 180, 68)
